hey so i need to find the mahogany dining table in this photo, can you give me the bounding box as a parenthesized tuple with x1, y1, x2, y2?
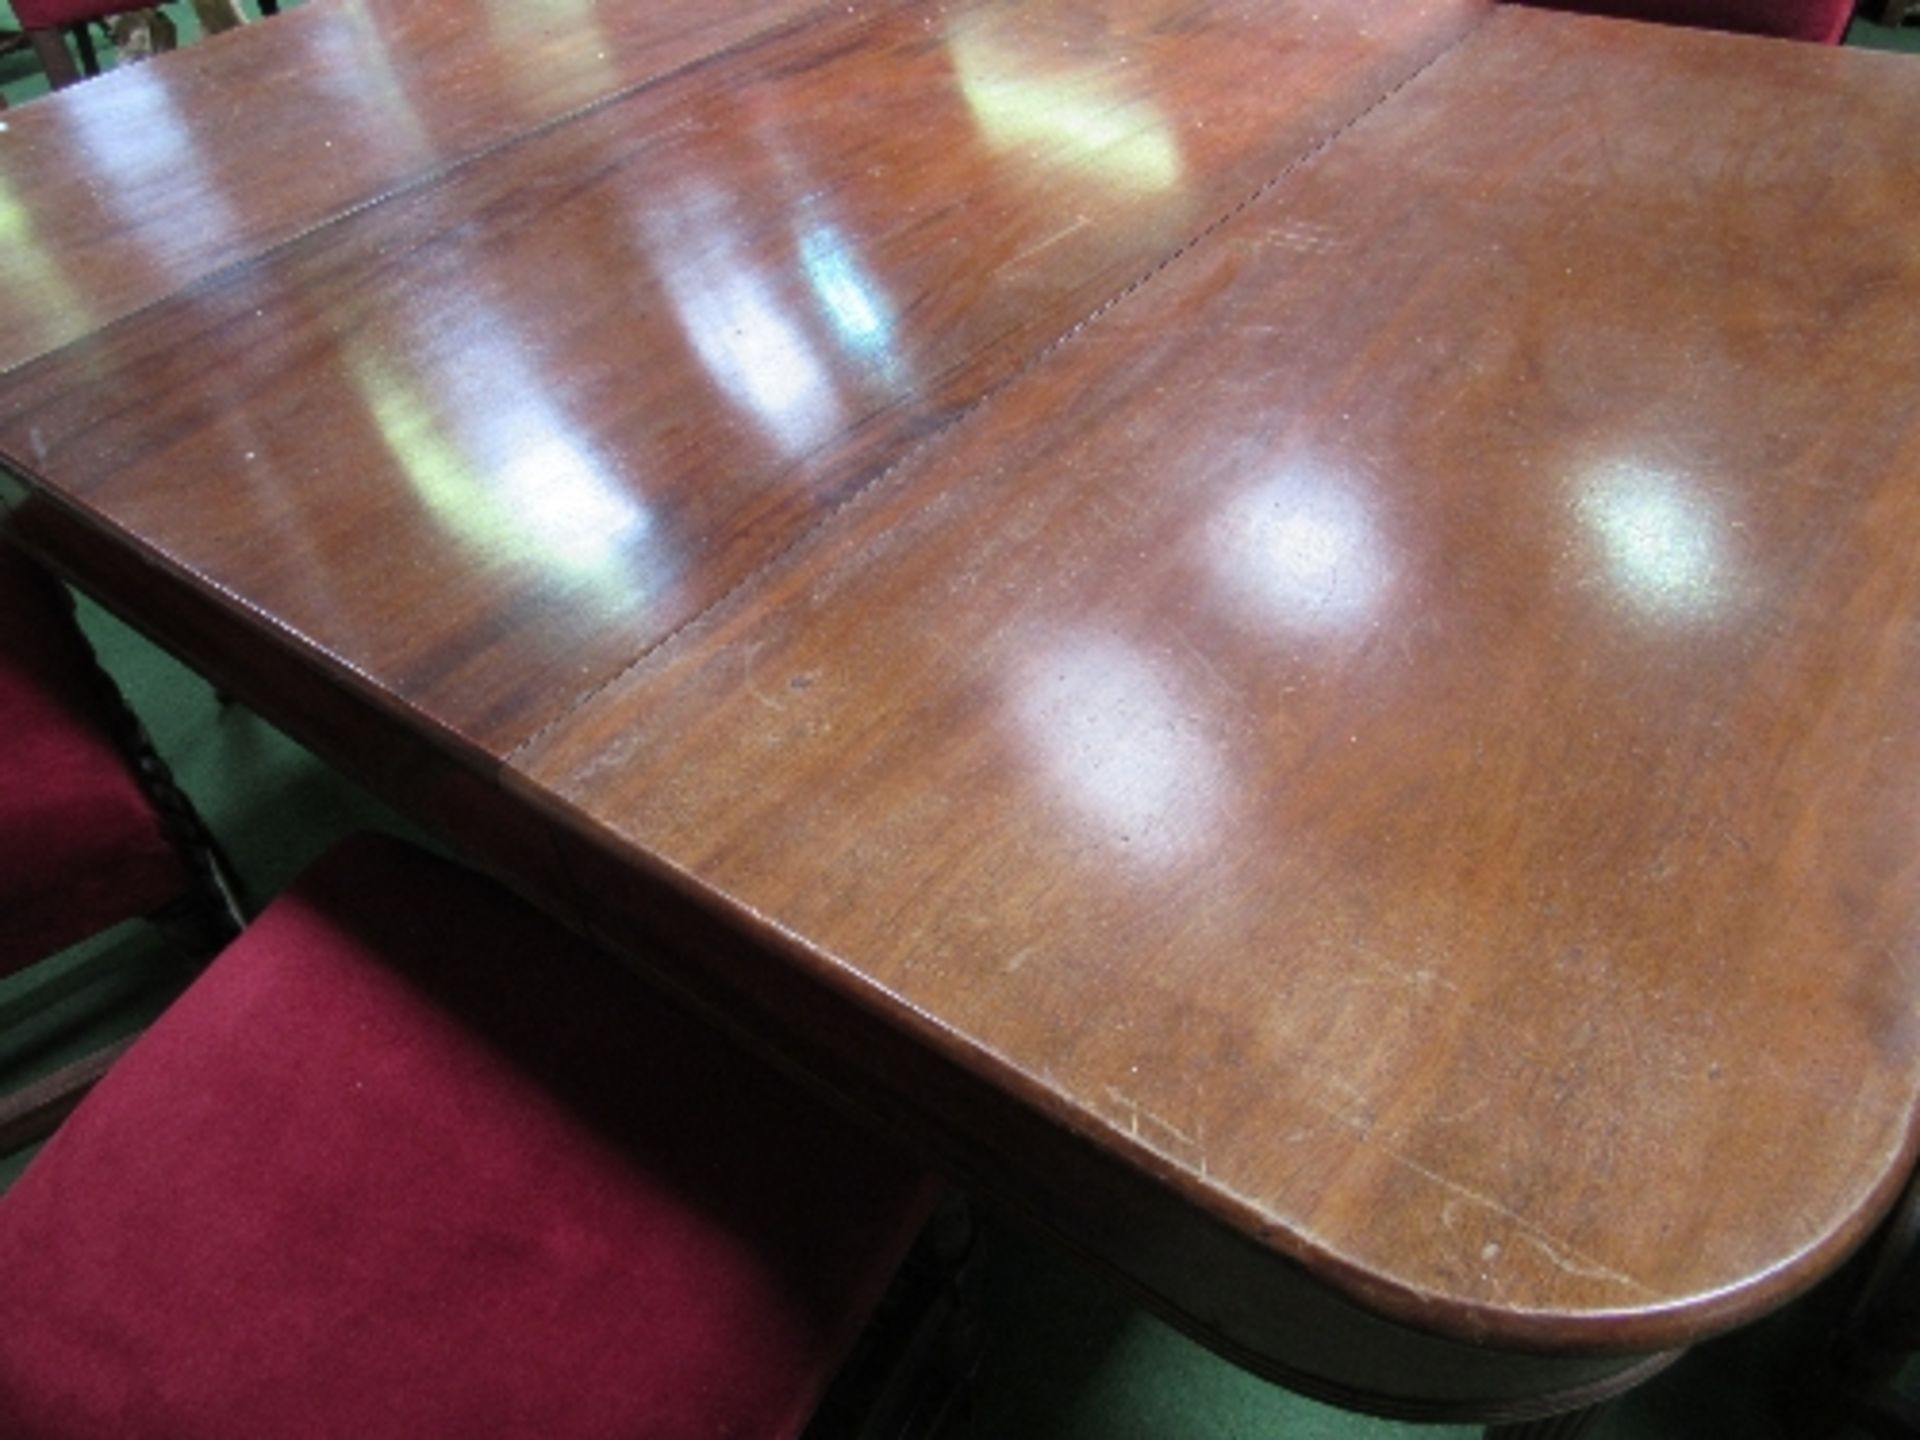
(3, 0, 1919, 1431)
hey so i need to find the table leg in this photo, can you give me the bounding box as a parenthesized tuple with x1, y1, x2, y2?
(71, 19, 98, 75)
(25, 26, 79, 88)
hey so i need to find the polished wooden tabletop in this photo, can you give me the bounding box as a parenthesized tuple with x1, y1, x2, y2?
(4, 0, 1919, 1425)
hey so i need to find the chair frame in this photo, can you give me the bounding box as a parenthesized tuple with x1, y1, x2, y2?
(803, 1192, 983, 1439)
(17, 0, 280, 92)
(0, 571, 246, 1153)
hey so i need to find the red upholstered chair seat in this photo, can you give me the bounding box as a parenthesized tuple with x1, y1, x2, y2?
(8, 0, 140, 30)
(1505, 0, 1853, 44)
(0, 835, 939, 1439)
(0, 546, 192, 975)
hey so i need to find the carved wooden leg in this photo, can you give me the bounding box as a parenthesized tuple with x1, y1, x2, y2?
(188, 0, 247, 34)
(1484, 1405, 1604, 1440)
(70, 19, 98, 75)
(25, 26, 79, 88)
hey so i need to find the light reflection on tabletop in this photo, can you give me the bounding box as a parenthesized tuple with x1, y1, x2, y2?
(67, 66, 241, 282)
(0, 171, 92, 357)
(482, 0, 618, 115)
(1205, 457, 1396, 638)
(643, 179, 848, 460)
(349, 307, 662, 595)
(1575, 458, 1738, 623)
(303, 0, 435, 165)
(948, 20, 1184, 193)
(796, 218, 907, 386)
(1013, 631, 1223, 866)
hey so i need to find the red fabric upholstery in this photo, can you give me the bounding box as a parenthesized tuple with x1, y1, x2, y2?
(8, 0, 142, 29)
(0, 546, 187, 974)
(0, 834, 937, 1439)
(1506, 0, 1854, 43)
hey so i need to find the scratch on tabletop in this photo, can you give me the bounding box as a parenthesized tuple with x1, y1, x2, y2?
(1169, 626, 1266, 727)
(1105, 1086, 1204, 1153)
(1382, 1144, 1650, 1297)
(1308, 1093, 1656, 1299)
(1424, 1093, 1490, 1127)
(1516, 1233, 1649, 1288)
(1008, 214, 1092, 268)
(740, 641, 787, 713)
(1261, 219, 1346, 255)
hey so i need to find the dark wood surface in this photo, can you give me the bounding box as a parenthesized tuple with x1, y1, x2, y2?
(0, 0, 842, 371)
(0, 0, 1483, 754)
(4, 0, 1919, 1422)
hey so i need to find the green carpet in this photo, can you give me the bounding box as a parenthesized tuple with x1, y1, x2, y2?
(1848, 11, 1920, 49)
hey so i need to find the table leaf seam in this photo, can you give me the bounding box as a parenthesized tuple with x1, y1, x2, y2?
(0, 0, 896, 381)
(506, 5, 1496, 766)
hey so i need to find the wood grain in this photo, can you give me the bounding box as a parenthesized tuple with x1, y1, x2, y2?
(4, 0, 1917, 1420)
(0, 0, 861, 373)
(513, 5, 1920, 1361)
(0, 0, 1486, 754)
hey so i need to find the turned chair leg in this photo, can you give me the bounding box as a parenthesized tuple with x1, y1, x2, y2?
(70, 18, 98, 74)
(25, 26, 79, 86)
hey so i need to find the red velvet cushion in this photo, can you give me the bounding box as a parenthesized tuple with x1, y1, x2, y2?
(0, 835, 937, 1438)
(1506, 0, 1853, 43)
(0, 546, 187, 974)
(8, 0, 142, 29)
